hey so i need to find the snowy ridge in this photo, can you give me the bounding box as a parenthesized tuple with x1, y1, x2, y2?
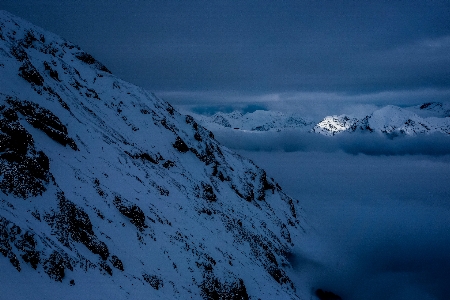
(196, 105, 450, 137)
(410, 102, 450, 118)
(195, 110, 313, 132)
(312, 105, 450, 136)
(0, 11, 306, 299)
(351, 105, 450, 136)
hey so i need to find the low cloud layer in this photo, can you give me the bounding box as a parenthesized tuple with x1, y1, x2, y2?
(239, 150, 450, 300)
(221, 128, 450, 299)
(212, 129, 450, 156)
(172, 89, 450, 121)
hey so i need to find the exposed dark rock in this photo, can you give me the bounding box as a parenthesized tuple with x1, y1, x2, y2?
(260, 171, 274, 192)
(287, 197, 297, 219)
(114, 196, 146, 230)
(111, 255, 124, 271)
(0, 107, 51, 197)
(125, 151, 158, 164)
(100, 261, 113, 276)
(201, 182, 217, 202)
(16, 231, 40, 269)
(166, 103, 175, 115)
(0, 217, 23, 271)
(280, 223, 292, 244)
(194, 131, 202, 141)
(93, 178, 106, 197)
(190, 142, 217, 166)
(43, 86, 70, 111)
(45, 194, 110, 260)
(85, 87, 100, 99)
(200, 276, 249, 300)
(2, 108, 18, 121)
(43, 61, 60, 81)
(74, 52, 111, 73)
(162, 160, 175, 169)
(245, 187, 254, 202)
(8, 252, 21, 272)
(186, 115, 198, 130)
(0, 115, 33, 155)
(199, 208, 214, 216)
(23, 30, 37, 47)
(315, 288, 342, 300)
(420, 102, 433, 109)
(10, 44, 28, 62)
(19, 62, 44, 86)
(173, 136, 189, 153)
(43, 251, 66, 281)
(268, 266, 293, 287)
(256, 171, 274, 201)
(7, 99, 78, 150)
(143, 273, 163, 290)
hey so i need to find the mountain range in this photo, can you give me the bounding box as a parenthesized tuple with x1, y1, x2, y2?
(0, 11, 307, 299)
(194, 103, 450, 137)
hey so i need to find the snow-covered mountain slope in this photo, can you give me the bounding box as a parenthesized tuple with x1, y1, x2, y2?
(0, 11, 306, 299)
(407, 102, 450, 118)
(350, 105, 450, 136)
(195, 110, 313, 132)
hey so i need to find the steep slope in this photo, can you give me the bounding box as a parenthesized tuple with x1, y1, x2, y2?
(0, 11, 306, 299)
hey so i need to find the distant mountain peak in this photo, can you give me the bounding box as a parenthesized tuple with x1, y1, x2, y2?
(194, 104, 450, 137)
(311, 115, 358, 136)
(196, 110, 313, 132)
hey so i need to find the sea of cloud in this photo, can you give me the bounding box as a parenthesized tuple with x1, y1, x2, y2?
(213, 128, 450, 156)
(230, 134, 450, 299)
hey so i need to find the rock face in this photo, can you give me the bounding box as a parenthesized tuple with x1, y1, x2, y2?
(0, 11, 305, 299)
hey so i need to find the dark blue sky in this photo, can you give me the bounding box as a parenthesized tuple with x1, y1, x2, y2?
(2, 1, 450, 111)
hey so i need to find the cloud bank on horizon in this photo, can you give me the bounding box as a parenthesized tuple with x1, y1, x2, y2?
(212, 129, 450, 156)
(1, 0, 449, 111)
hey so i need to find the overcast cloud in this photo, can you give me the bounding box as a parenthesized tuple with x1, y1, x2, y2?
(2, 0, 450, 112)
(212, 129, 450, 156)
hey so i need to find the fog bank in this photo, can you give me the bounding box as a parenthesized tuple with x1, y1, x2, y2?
(213, 129, 450, 156)
(237, 150, 450, 300)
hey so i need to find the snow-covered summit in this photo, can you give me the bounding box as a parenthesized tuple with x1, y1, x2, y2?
(0, 11, 305, 299)
(311, 115, 358, 136)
